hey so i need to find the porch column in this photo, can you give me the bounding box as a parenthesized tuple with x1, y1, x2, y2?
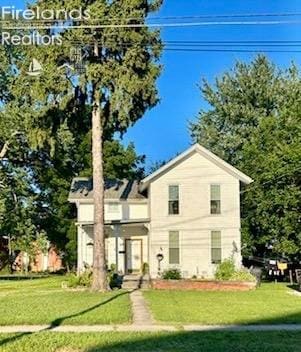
(77, 225, 83, 274)
(113, 224, 121, 272)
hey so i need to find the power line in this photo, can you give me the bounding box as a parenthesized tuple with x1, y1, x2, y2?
(148, 13, 301, 20)
(70, 39, 301, 45)
(2, 12, 301, 23)
(3, 20, 301, 30)
(164, 40, 301, 43)
(68, 40, 301, 53)
(164, 48, 301, 53)
(71, 40, 301, 48)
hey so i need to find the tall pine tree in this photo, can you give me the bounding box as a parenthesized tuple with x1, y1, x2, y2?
(5, 0, 162, 289)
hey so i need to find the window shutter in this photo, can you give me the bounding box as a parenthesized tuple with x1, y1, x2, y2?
(169, 231, 180, 264)
(211, 231, 222, 264)
(211, 231, 221, 247)
(211, 185, 220, 200)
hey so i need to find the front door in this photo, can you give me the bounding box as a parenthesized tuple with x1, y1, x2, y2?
(125, 239, 142, 274)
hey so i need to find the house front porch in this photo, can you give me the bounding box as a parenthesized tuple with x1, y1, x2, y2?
(77, 219, 149, 275)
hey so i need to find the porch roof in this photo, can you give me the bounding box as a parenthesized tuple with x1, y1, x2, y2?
(69, 178, 146, 202)
(75, 218, 150, 226)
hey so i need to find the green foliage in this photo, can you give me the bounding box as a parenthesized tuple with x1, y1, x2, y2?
(67, 270, 93, 288)
(191, 56, 301, 260)
(0, 0, 162, 269)
(214, 258, 236, 280)
(230, 268, 256, 282)
(215, 258, 256, 282)
(142, 262, 149, 275)
(162, 268, 182, 280)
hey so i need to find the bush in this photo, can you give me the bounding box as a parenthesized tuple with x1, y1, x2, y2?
(67, 270, 92, 288)
(142, 262, 149, 275)
(162, 268, 181, 280)
(230, 268, 256, 282)
(109, 273, 122, 290)
(215, 258, 236, 280)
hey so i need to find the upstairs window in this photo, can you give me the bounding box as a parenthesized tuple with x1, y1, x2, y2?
(168, 185, 179, 215)
(169, 231, 180, 264)
(210, 185, 221, 214)
(211, 231, 222, 264)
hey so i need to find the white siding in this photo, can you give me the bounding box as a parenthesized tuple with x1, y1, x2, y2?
(78, 202, 148, 223)
(149, 152, 242, 278)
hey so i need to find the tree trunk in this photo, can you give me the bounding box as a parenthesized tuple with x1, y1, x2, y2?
(91, 92, 107, 291)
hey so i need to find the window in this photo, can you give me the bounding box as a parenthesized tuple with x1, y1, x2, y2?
(211, 231, 221, 264)
(210, 184, 221, 214)
(108, 202, 119, 213)
(169, 231, 180, 264)
(169, 185, 179, 215)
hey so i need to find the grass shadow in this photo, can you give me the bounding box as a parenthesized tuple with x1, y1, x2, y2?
(0, 275, 50, 281)
(84, 331, 301, 352)
(287, 284, 301, 292)
(0, 289, 132, 348)
(0, 332, 32, 348)
(47, 289, 131, 328)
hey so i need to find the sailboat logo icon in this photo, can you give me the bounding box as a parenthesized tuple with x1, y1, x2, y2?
(27, 58, 43, 76)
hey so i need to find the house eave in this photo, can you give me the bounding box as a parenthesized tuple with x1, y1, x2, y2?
(68, 198, 148, 204)
(140, 143, 253, 191)
(75, 218, 150, 226)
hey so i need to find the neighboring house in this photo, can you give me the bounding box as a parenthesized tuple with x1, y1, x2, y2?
(13, 246, 62, 273)
(68, 144, 253, 278)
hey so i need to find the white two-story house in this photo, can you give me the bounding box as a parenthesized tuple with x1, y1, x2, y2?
(68, 144, 253, 278)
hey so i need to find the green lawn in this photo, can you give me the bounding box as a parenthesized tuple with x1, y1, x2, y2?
(1, 331, 301, 351)
(0, 276, 131, 325)
(144, 283, 301, 325)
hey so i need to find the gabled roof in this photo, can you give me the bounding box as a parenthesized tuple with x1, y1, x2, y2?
(68, 178, 146, 202)
(140, 143, 253, 190)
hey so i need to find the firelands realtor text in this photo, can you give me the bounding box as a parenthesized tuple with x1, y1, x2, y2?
(1, 6, 91, 45)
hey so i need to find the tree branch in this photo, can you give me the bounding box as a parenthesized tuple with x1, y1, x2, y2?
(0, 131, 22, 160)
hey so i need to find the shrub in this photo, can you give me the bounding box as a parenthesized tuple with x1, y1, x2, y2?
(109, 273, 122, 290)
(109, 263, 117, 273)
(142, 262, 149, 275)
(215, 258, 235, 280)
(67, 270, 92, 288)
(230, 268, 256, 282)
(162, 268, 181, 280)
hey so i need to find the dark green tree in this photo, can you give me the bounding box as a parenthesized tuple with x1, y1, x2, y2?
(2, 0, 162, 289)
(191, 56, 301, 260)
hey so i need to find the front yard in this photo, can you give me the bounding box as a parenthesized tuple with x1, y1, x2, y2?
(1, 331, 301, 352)
(143, 283, 301, 325)
(0, 276, 131, 325)
(1, 276, 300, 327)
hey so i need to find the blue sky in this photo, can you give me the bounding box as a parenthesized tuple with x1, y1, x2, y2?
(1, 0, 301, 168)
(123, 0, 301, 168)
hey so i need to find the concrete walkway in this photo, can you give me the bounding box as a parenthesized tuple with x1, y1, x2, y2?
(1, 324, 301, 333)
(130, 289, 154, 325)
